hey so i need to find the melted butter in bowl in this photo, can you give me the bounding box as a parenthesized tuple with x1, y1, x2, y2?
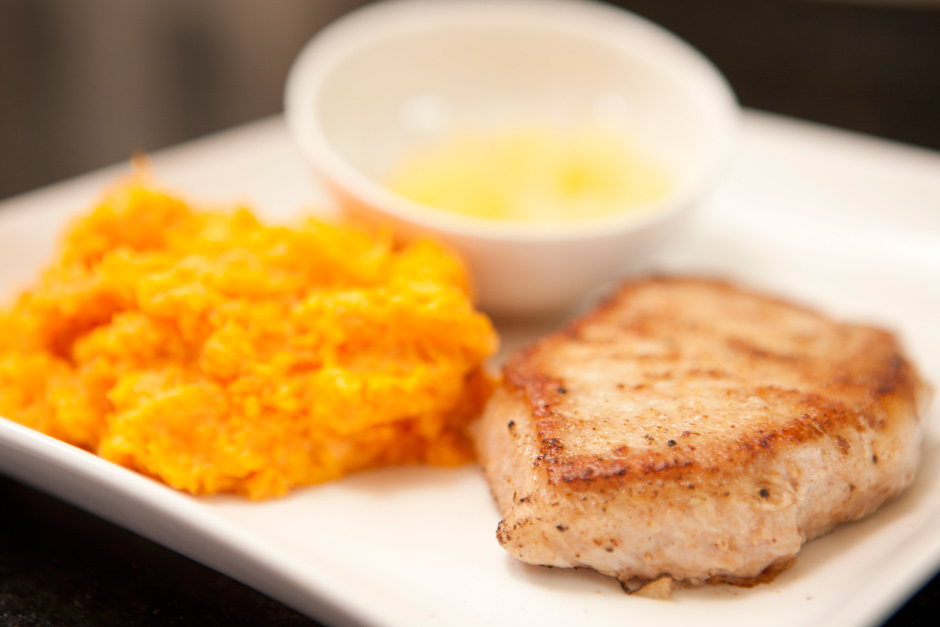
(385, 125, 670, 223)
(285, 0, 740, 316)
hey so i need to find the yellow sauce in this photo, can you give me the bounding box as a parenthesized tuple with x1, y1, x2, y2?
(386, 125, 669, 222)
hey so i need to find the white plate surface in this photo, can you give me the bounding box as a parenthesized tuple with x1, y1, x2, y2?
(1, 112, 939, 627)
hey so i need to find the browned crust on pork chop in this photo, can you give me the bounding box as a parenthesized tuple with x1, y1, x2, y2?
(476, 277, 932, 590)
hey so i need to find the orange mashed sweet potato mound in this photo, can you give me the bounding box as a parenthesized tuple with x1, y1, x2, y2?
(0, 175, 498, 498)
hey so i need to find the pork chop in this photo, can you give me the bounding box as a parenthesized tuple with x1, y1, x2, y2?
(475, 277, 932, 592)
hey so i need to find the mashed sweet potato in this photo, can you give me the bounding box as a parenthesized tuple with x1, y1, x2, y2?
(0, 174, 498, 498)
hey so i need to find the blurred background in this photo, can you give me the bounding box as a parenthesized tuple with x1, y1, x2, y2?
(1, 0, 940, 202)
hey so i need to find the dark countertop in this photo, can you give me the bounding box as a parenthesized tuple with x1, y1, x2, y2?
(1, 1, 938, 625)
(0, 475, 316, 627)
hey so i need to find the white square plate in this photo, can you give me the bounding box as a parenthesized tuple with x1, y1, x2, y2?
(1, 111, 938, 627)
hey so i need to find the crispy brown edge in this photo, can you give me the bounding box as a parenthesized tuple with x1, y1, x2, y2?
(501, 276, 926, 488)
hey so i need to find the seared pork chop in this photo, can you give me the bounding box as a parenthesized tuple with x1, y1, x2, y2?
(475, 277, 932, 592)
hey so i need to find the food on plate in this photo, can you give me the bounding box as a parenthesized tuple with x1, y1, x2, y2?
(474, 277, 931, 594)
(385, 125, 669, 222)
(0, 172, 498, 498)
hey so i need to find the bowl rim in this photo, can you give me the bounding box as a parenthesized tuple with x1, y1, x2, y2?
(285, 0, 740, 243)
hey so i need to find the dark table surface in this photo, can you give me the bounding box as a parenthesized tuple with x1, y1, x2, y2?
(1, 1, 939, 625)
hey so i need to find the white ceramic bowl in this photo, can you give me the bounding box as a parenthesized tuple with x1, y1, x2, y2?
(285, 0, 739, 317)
